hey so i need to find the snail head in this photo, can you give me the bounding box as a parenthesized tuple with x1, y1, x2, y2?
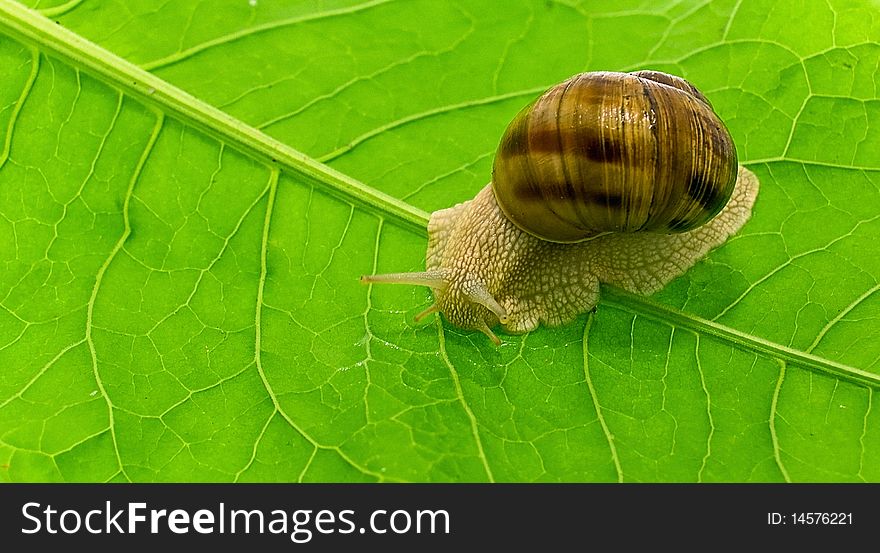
(360, 270, 508, 345)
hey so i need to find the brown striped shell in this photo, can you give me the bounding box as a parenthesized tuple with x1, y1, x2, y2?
(492, 70, 738, 242)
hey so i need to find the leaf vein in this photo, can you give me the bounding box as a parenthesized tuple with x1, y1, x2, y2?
(695, 334, 714, 483)
(0, 45, 38, 170)
(582, 314, 623, 482)
(769, 359, 791, 482)
(317, 86, 549, 163)
(141, 0, 396, 71)
(807, 282, 880, 353)
(253, 169, 384, 480)
(714, 213, 880, 322)
(437, 319, 495, 482)
(605, 288, 880, 388)
(84, 110, 165, 483)
(258, 24, 475, 131)
(858, 388, 871, 481)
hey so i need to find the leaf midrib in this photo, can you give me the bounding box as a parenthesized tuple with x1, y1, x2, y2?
(2, 0, 874, 389)
(0, 0, 428, 229)
(603, 288, 880, 388)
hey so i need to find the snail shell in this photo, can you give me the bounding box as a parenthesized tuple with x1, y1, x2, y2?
(493, 70, 738, 242)
(362, 71, 759, 345)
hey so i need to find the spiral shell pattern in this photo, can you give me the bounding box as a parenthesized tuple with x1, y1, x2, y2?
(491, 70, 738, 242)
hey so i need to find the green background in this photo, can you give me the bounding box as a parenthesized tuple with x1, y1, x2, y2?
(1, 0, 878, 482)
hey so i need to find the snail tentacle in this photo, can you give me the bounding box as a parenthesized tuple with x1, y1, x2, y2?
(360, 270, 447, 289)
(413, 303, 440, 322)
(477, 321, 502, 346)
(462, 281, 509, 324)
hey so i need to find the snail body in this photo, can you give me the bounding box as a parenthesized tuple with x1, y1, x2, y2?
(362, 71, 759, 344)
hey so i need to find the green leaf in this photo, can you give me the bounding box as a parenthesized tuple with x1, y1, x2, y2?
(1, 0, 878, 482)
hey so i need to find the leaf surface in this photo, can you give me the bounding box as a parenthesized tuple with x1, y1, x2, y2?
(1, 0, 878, 482)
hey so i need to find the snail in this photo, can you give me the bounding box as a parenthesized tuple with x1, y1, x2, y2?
(361, 70, 759, 345)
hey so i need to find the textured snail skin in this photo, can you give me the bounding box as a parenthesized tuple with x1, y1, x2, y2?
(420, 166, 758, 336)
